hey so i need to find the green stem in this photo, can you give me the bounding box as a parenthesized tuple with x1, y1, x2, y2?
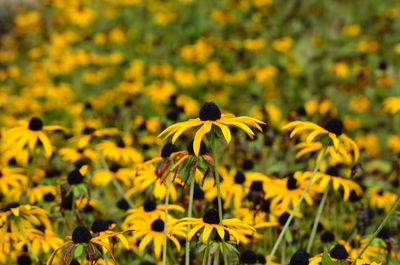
(18, 221, 39, 263)
(266, 148, 326, 265)
(210, 135, 223, 222)
(162, 172, 172, 265)
(307, 187, 329, 253)
(96, 150, 135, 208)
(350, 196, 400, 265)
(202, 243, 210, 265)
(185, 174, 196, 265)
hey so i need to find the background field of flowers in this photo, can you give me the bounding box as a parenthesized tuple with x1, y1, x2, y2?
(0, 0, 399, 264)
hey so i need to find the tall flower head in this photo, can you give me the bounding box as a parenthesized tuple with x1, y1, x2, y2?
(158, 102, 265, 156)
(283, 118, 359, 163)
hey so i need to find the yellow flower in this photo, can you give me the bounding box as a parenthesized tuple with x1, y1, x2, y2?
(159, 102, 265, 156)
(295, 167, 363, 201)
(387, 135, 400, 154)
(342, 24, 361, 36)
(131, 217, 185, 260)
(3, 117, 65, 158)
(174, 208, 255, 244)
(272, 37, 293, 52)
(283, 118, 359, 163)
(243, 38, 266, 51)
(97, 139, 143, 164)
(383, 97, 400, 114)
(0, 167, 27, 201)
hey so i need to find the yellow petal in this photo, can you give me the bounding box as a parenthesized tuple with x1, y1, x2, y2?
(214, 122, 231, 143)
(193, 123, 212, 156)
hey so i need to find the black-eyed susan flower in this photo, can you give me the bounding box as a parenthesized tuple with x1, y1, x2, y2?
(309, 244, 352, 265)
(158, 102, 265, 156)
(295, 166, 363, 201)
(383, 97, 400, 114)
(174, 208, 255, 244)
(339, 236, 386, 263)
(20, 225, 64, 255)
(131, 217, 186, 260)
(283, 118, 359, 163)
(97, 138, 143, 164)
(0, 167, 27, 201)
(46, 225, 131, 265)
(3, 117, 65, 158)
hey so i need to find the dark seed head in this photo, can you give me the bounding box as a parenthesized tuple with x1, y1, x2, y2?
(91, 219, 109, 233)
(17, 255, 32, 265)
(379, 61, 387, 70)
(242, 159, 254, 170)
(202, 208, 220, 224)
(324, 118, 343, 136)
(161, 143, 178, 158)
(109, 162, 121, 173)
(329, 244, 349, 260)
(286, 176, 298, 190)
(82, 127, 96, 135)
(193, 185, 205, 200)
(377, 227, 391, 239)
(326, 166, 340, 176)
(4, 202, 20, 211)
(35, 225, 45, 233)
(348, 190, 361, 202)
(151, 219, 165, 232)
(250, 181, 263, 192)
(43, 192, 55, 202)
(260, 199, 271, 213)
(117, 198, 130, 211)
(199, 102, 221, 121)
(75, 158, 89, 168)
(70, 259, 80, 265)
(278, 212, 290, 226)
(67, 169, 84, 185)
(116, 138, 125, 148)
(143, 199, 157, 212)
(289, 249, 309, 265)
(234, 171, 246, 184)
(240, 250, 257, 264)
(321, 231, 335, 243)
(256, 254, 266, 264)
(28, 117, 43, 131)
(72, 226, 92, 243)
(187, 140, 207, 156)
(296, 106, 307, 116)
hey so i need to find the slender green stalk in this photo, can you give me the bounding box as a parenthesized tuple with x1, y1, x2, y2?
(18, 221, 39, 263)
(307, 187, 329, 253)
(210, 135, 223, 222)
(350, 196, 400, 265)
(266, 148, 326, 265)
(185, 173, 196, 265)
(162, 172, 172, 265)
(96, 150, 135, 208)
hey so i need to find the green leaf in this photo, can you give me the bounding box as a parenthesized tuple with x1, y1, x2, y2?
(74, 244, 84, 257)
(321, 252, 335, 265)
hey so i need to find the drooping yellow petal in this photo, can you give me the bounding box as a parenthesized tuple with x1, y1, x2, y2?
(193, 122, 212, 156)
(202, 225, 214, 243)
(214, 122, 232, 143)
(188, 224, 204, 240)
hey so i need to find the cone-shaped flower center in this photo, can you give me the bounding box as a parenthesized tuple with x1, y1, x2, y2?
(117, 198, 130, 211)
(326, 166, 340, 176)
(72, 225, 92, 243)
(199, 102, 221, 121)
(240, 250, 257, 264)
(286, 176, 298, 190)
(279, 212, 290, 226)
(187, 140, 207, 156)
(202, 208, 220, 224)
(91, 219, 109, 233)
(289, 249, 309, 265)
(377, 227, 391, 239)
(67, 169, 84, 185)
(193, 185, 205, 200)
(324, 118, 343, 136)
(4, 202, 20, 211)
(250, 181, 263, 192)
(17, 255, 32, 265)
(151, 219, 165, 232)
(35, 225, 45, 233)
(329, 244, 348, 260)
(110, 162, 121, 172)
(116, 138, 125, 148)
(161, 143, 178, 158)
(29, 117, 43, 131)
(234, 171, 246, 184)
(143, 199, 157, 212)
(321, 231, 335, 243)
(82, 127, 96, 135)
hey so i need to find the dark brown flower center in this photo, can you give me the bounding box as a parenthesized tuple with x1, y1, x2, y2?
(324, 118, 343, 136)
(91, 219, 109, 233)
(234, 171, 246, 184)
(329, 244, 348, 260)
(29, 117, 43, 131)
(199, 102, 221, 121)
(286, 176, 298, 190)
(202, 208, 220, 224)
(72, 226, 92, 243)
(161, 143, 178, 158)
(151, 219, 165, 232)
